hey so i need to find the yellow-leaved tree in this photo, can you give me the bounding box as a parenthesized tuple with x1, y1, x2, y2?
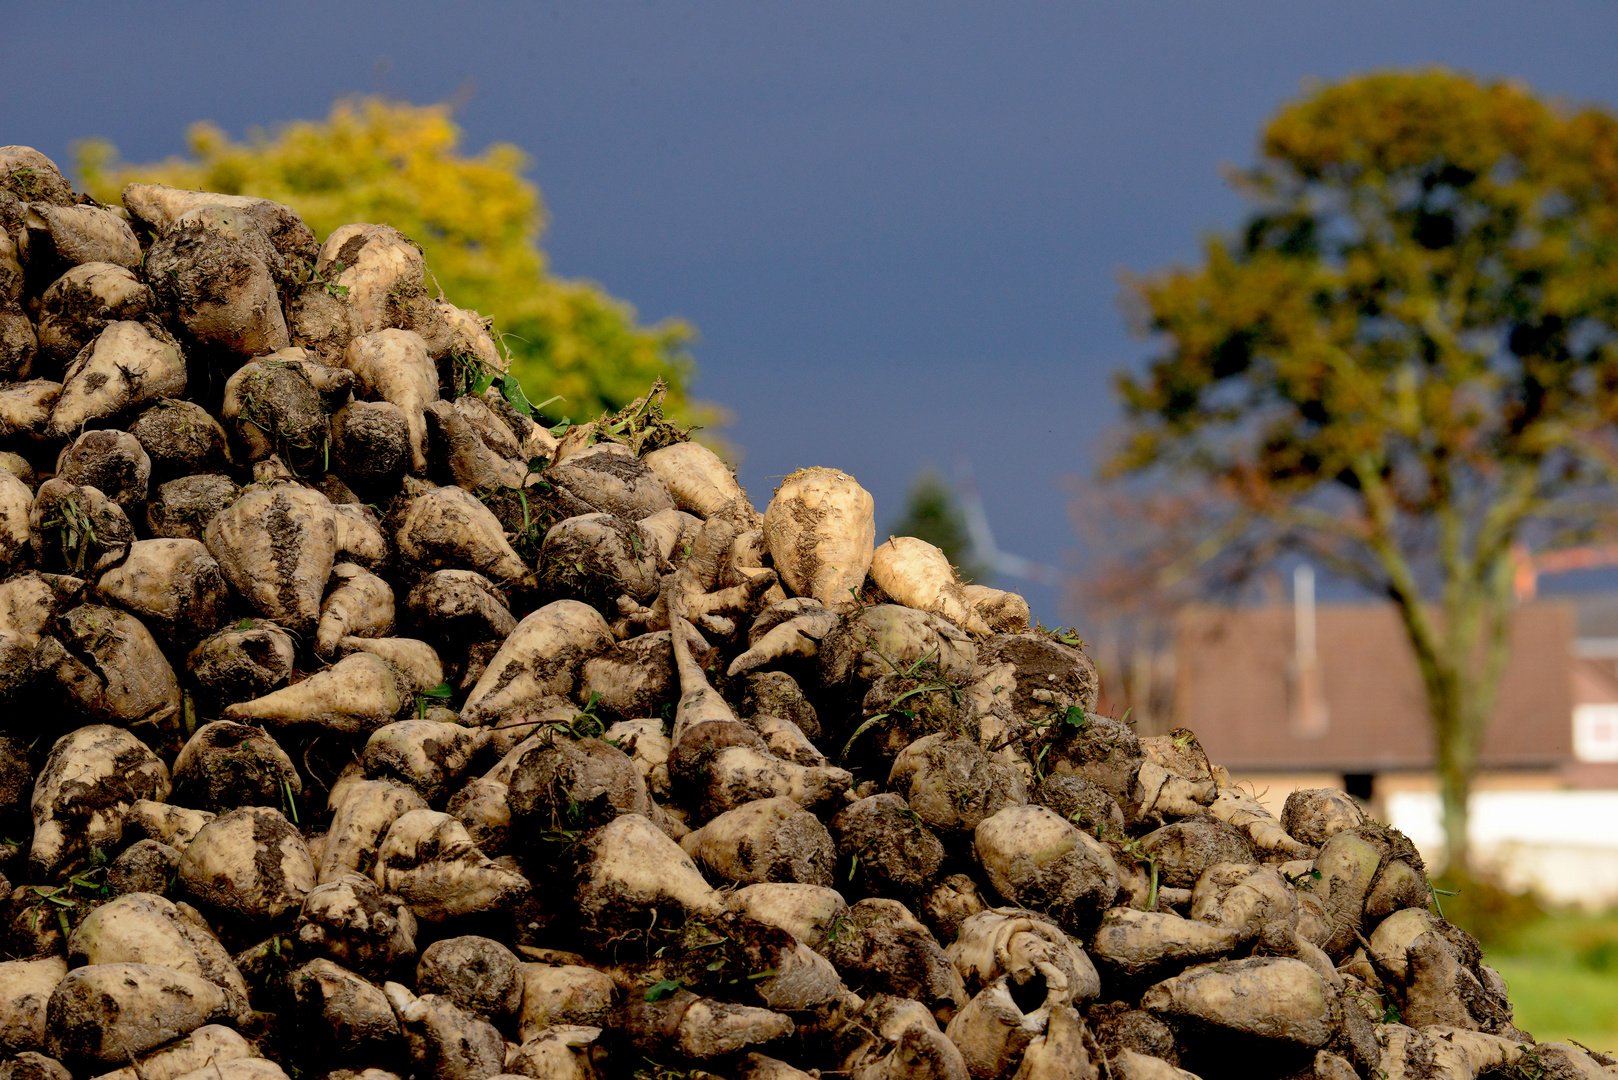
(1111, 71, 1618, 875)
(76, 96, 714, 429)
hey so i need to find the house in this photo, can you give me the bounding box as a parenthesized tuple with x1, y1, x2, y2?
(1166, 591, 1618, 906)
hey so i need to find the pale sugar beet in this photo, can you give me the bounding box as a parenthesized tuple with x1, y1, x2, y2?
(121, 183, 318, 281)
(460, 600, 612, 724)
(144, 208, 288, 357)
(224, 652, 402, 734)
(763, 466, 875, 610)
(48, 320, 185, 438)
(205, 483, 337, 633)
(34, 262, 153, 371)
(342, 329, 438, 474)
(642, 439, 748, 519)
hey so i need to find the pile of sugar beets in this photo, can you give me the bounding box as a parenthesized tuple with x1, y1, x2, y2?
(0, 144, 1608, 1080)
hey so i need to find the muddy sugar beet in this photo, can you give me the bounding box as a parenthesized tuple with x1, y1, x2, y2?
(0, 145, 1605, 1080)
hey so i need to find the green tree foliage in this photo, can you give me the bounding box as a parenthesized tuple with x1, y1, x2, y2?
(888, 470, 990, 584)
(76, 96, 714, 429)
(1111, 71, 1618, 873)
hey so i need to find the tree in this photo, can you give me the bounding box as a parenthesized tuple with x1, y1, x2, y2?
(1110, 71, 1618, 875)
(75, 96, 715, 429)
(887, 470, 990, 585)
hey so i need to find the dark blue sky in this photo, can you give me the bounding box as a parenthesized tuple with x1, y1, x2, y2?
(9, 2, 1618, 623)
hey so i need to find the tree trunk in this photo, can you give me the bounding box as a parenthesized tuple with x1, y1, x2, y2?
(1443, 587, 1517, 879)
(1419, 660, 1476, 877)
(1434, 697, 1477, 878)
(1397, 590, 1512, 880)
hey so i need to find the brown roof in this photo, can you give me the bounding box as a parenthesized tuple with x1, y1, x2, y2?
(1573, 657, 1618, 707)
(1173, 601, 1574, 772)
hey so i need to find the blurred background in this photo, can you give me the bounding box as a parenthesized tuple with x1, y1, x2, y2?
(11, 0, 1618, 1045)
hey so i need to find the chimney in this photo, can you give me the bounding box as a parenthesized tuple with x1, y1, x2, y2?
(1291, 563, 1329, 737)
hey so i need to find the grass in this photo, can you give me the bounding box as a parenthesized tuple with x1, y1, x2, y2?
(1480, 909, 1618, 1054)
